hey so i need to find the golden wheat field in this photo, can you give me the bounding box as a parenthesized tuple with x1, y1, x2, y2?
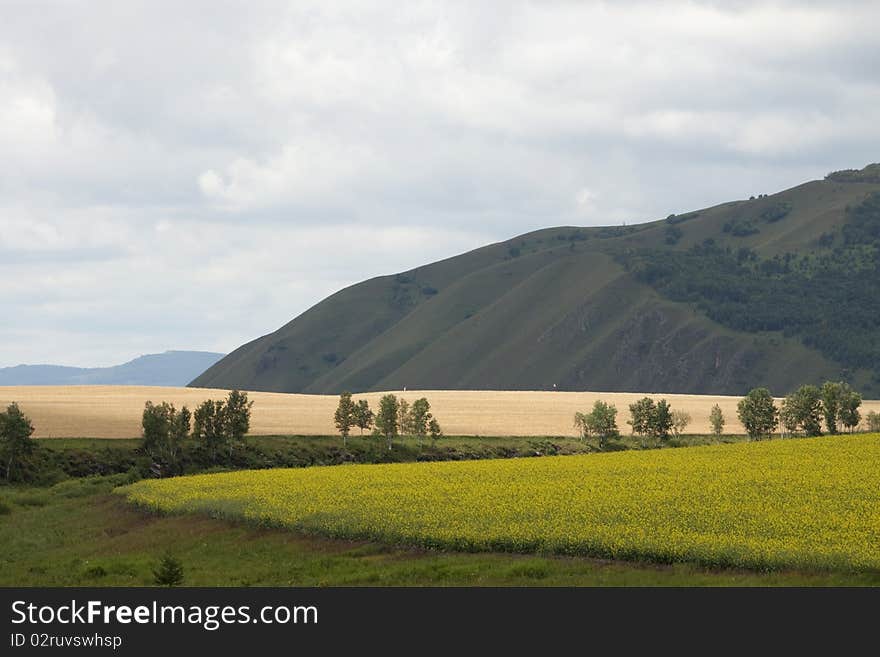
(119, 434, 880, 571)
(3, 385, 879, 439)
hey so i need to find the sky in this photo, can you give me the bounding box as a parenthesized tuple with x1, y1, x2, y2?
(2, 0, 879, 367)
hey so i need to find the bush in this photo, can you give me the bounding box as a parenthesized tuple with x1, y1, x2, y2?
(50, 472, 140, 498)
(665, 225, 683, 245)
(722, 218, 759, 237)
(825, 164, 880, 183)
(759, 201, 792, 223)
(29, 467, 69, 487)
(153, 553, 184, 587)
(84, 565, 107, 579)
(15, 492, 50, 507)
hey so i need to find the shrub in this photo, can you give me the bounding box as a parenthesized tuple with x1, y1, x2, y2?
(153, 553, 184, 587)
(84, 565, 107, 578)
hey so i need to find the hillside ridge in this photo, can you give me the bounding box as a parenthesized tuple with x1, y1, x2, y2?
(192, 164, 880, 396)
(1, 351, 225, 387)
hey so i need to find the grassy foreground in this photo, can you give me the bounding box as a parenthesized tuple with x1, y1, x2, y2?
(1, 476, 877, 586)
(120, 434, 880, 572)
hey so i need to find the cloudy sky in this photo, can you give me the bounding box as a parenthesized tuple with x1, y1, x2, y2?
(2, 1, 879, 367)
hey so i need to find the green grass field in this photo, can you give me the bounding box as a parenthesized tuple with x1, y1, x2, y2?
(1, 475, 877, 587)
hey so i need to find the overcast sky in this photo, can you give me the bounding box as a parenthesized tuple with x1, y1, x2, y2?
(2, 1, 879, 367)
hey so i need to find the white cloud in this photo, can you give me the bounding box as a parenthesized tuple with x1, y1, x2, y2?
(0, 57, 58, 156)
(0, 0, 879, 366)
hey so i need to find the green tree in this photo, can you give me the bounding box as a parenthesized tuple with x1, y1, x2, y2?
(590, 400, 620, 446)
(428, 417, 442, 445)
(334, 392, 356, 445)
(671, 410, 691, 438)
(0, 402, 35, 481)
(839, 386, 862, 433)
(709, 404, 725, 436)
(779, 396, 799, 436)
(628, 397, 655, 437)
(575, 401, 619, 447)
(781, 385, 823, 436)
(650, 399, 674, 441)
(375, 394, 399, 449)
(821, 381, 843, 434)
(867, 410, 880, 433)
(167, 404, 191, 470)
(225, 390, 253, 447)
(142, 401, 170, 461)
(142, 402, 191, 474)
(737, 388, 778, 440)
(353, 400, 374, 435)
(627, 397, 674, 441)
(192, 391, 252, 460)
(397, 398, 413, 436)
(409, 398, 431, 443)
(152, 553, 184, 587)
(193, 399, 226, 460)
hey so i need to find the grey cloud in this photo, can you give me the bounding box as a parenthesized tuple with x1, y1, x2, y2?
(0, 1, 878, 366)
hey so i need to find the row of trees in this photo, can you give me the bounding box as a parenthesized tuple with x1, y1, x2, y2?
(142, 390, 253, 474)
(574, 381, 874, 445)
(737, 382, 864, 440)
(334, 393, 442, 449)
(573, 398, 697, 446)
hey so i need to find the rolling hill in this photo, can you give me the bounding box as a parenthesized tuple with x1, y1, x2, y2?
(0, 351, 225, 387)
(192, 164, 880, 396)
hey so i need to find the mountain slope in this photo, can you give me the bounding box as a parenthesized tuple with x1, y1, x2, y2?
(192, 164, 880, 396)
(0, 351, 225, 387)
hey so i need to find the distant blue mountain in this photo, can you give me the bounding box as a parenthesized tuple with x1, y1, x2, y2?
(0, 351, 225, 387)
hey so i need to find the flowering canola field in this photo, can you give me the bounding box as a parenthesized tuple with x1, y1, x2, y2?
(119, 434, 880, 571)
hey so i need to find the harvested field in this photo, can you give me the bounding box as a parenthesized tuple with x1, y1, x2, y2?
(2, 385, 879, 439)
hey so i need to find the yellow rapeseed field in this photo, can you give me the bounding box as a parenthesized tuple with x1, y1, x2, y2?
(119, 434, 880, 571)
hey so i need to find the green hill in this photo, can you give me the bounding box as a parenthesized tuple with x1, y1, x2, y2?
(192, 164, 880, 396)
